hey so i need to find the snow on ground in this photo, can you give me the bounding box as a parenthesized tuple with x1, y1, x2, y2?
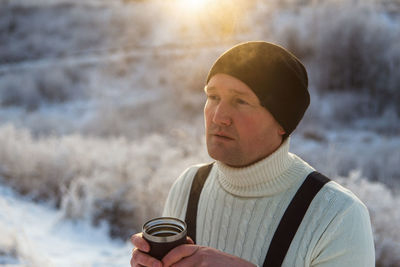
(0, 183, 131, 267)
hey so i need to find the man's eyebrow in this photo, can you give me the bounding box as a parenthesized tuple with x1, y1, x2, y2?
(204, 85, 216, 92)
(228, 88, 251, 96)
(204, 86, 251, 97)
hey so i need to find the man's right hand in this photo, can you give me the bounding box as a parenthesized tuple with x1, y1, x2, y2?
(130, 233, 162, 267)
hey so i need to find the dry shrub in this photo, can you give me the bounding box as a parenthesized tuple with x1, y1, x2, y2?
(0, 68, 86, 111)
(0, 124, 209, 238)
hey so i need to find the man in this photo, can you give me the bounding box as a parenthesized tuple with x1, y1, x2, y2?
(131, 41, 375, 267)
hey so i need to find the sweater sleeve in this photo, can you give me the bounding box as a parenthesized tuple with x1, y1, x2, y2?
(311, 198, 375, 267)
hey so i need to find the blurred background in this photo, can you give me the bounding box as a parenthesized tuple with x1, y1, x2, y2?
(0, 0, 399, 266)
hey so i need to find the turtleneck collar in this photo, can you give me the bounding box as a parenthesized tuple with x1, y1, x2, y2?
(216, 137, 302, 197)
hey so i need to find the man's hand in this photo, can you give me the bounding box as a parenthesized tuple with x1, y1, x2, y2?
(130, 233, 195, 267)
(162, 244, 256, 267)
(130, 233, 162, 267)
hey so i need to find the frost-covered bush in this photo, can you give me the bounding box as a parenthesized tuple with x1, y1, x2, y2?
(0, 44, 214, 137)
(0, 124, 209, 238)
(298, 89, 400, 136)
(1, 4, 101, 63)
(268, 1, 400, 115)
(0, 2, 156, 64)
(0, 68, 86, 110)
(291, 132, 400, 189)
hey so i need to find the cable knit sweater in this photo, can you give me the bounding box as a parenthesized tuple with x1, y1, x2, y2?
(162, 138, 375, 266)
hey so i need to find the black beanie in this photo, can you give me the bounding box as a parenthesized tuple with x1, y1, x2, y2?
(206, 41, 310, 136)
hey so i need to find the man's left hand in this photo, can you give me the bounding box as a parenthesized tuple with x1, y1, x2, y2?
(162, 244, 256, 267)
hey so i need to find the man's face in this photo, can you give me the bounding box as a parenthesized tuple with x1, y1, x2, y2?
(204, 73, 285, 167)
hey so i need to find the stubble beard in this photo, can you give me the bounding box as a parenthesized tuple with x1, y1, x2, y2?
(206, 134, 245, 167)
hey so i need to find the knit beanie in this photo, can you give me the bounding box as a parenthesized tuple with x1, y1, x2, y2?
(206, 41, 310, 136)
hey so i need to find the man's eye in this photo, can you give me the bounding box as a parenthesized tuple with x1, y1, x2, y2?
(236, 98, 249, 105)
(207, 95, 219, 101)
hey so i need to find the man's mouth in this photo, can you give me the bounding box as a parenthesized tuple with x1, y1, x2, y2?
(212, 132, 235, 140)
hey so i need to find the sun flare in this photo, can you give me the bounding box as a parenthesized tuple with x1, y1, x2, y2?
(168, 0, 249, 39)
(176, 0, 210, 13)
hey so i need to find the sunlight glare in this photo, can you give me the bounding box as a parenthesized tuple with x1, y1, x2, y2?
(176, 0, 210, 13)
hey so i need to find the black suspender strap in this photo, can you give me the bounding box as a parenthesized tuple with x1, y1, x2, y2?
(185, 163, 214, 244)
(263, 171, 330, 267)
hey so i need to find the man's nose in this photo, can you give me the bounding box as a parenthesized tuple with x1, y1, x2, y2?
(212, 102, 232, 126)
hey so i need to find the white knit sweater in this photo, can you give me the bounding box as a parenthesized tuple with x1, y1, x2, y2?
(163, 138, 375, 266)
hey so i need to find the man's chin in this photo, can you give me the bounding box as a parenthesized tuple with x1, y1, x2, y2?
(207, 147, 226, 161)
(207, 146, 239, 165)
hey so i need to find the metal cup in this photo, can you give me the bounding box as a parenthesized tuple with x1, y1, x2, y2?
(142, 217, 187, 260)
